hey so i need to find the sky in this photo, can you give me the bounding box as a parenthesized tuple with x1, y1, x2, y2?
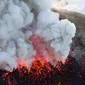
(54, 0, 85, 14)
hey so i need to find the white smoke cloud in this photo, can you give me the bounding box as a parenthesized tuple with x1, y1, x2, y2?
(0, 0, 35, 71)
(35, 10, 76, 63)
(28, 0, 53, 10)
(0, 52, 17, 72)
(0, 0, 76, 71)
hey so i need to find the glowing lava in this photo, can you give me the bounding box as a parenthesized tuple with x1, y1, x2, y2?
(1, 56, 85, 85)
(2, 56, 62, 85)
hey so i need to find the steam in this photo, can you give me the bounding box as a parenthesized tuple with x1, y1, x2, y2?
(35, 10, 76, 62)
(0, 0, 76, 71)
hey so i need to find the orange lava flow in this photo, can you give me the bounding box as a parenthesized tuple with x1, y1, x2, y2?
(2, 35, 65, 85)
(31, 56, 52, 75)
(17, 56, 53, 77)
(2, 56, 57, 85)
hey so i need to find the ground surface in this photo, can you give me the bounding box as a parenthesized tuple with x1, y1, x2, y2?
(0, 56, 85, 85)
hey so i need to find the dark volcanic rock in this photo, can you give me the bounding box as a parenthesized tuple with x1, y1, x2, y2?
(0, 57, 85, 85)
(70, 32, 85, 70)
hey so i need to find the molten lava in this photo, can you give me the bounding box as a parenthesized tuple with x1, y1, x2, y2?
(1, 56, 85, 85)
(2, 56, 62, 85)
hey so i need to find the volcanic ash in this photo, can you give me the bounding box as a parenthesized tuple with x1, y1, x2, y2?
(0, 0, 76, 71)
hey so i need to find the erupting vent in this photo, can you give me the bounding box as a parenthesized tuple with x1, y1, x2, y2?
(1, 56, 85, 85)
(0, 0, 76, 72)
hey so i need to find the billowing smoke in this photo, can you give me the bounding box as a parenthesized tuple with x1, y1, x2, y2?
(0, 0, 76, 71)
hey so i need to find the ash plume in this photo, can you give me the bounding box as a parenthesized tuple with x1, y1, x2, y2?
(0, 0, 76, 71)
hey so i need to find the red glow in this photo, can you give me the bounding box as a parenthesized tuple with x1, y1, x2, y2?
(30, 35, 58, 64)
(2, 35, 68, 85)
(18, 60, 28, 68)
(17, 56, 52, 76)
(31, 56, 52, 74)
(2, 56, 85, 85)
(2, 56, 55, 85)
